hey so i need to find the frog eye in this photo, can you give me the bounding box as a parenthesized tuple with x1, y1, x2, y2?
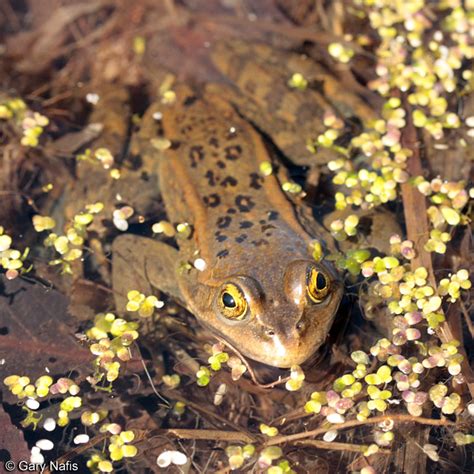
(218, 283, 248, 320)
(306, 267, 330, 303)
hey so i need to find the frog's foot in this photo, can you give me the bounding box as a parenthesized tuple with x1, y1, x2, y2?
(111, 234, 183, 313)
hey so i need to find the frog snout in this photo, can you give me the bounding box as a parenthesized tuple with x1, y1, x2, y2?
(264, 320, 306, 343)
(257, 327, 315, 367)
(264, 317, 307, 341)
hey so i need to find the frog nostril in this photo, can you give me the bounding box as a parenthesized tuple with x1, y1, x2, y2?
(296, 321, 305, 332)
(266, 329, 275, 337)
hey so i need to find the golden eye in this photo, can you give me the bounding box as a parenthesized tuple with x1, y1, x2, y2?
(307, 268, 330, 303)
(218, 283, 248, 320)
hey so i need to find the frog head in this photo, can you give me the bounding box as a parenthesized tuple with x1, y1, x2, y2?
(186, 257, 343, 368)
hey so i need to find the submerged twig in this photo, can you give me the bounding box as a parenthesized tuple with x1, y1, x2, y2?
(400, 110, 474, 398)
(294, 439, 390, 454)
(266, 414, 455, 446)
(135, 428, 257, 444)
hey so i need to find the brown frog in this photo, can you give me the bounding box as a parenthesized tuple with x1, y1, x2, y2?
(112, 86, 343, 368)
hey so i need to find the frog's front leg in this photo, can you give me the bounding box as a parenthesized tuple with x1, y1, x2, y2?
(111, 235, 184, 313)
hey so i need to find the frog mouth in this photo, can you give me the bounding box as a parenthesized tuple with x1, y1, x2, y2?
(254, 337, 321, 368)
(205, 325, 322, 368)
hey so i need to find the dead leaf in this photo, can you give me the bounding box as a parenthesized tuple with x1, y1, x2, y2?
(0, 275, 92, 403)
(0, 404, 30, 465)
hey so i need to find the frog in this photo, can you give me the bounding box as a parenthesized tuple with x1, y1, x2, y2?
(112, 85, 343, 368)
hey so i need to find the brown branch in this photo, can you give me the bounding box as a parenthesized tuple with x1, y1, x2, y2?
(272, 408, 309, 426)
(294, 439, 390, 454)
(400, 111, 474, 398)
(265, 414, 455, 446)
(161, 388, 251, 434)
(135, 428, 257, 444)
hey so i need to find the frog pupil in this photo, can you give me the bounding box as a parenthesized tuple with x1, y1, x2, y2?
(316, 272, 327, 290)
(222, 292, 236, 308)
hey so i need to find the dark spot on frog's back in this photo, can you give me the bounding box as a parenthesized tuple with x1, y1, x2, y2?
(226, 128, 238, 140)
(249, 172, 263, 190)
(203, 193, 221, 208)
(224, 145, 242, 161)
(189, 145, 205, 167)
(183, 95, 198, 107)
(235, 234, 247, 243)
(268, 211, 279, 221)
(221, 176, 238, 187)
(217, 249, 229, 258)
(208, 137, 219, 148)
(216, 160, 226, 169)
(235, 195, 255, 213)
(215, 231, 228, 242)
(217, 216, 232, 229)
(239, 221, 253, 229)
(205, 170, 217, 186)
